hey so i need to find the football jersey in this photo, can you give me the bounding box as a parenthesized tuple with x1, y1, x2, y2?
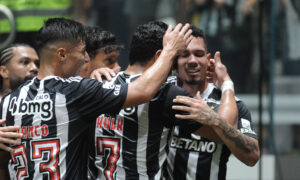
(0, 76, 128, 180)
(87, 72, 202, 180)
(165, 77, 257, 180)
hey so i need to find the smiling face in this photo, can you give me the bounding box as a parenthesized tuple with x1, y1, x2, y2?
(177, 37, 208, 86)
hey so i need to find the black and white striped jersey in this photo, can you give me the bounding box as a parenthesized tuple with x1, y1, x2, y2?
(165, 77, 257, 180)
(87, 72, 202, 180)
(0, 76, 128, 180)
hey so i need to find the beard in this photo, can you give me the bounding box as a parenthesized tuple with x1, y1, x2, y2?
(10, 77, 26, 90)
(10, 74, 36, 90)
(183, 76, 205, 86)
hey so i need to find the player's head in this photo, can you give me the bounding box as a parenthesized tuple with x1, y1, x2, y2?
(0, 43, 39, 92)
(80, 26, 123, 77)
(175, 25, 209, 86)
(129, 21, 168, 66)
(36, 18, 89, 78)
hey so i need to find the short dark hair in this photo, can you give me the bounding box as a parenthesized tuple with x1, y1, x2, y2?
(129, 21, 168, 65)
(36, 18, 86, 54)
(189, 25, 207, 49)
(85, 26, 123, 59)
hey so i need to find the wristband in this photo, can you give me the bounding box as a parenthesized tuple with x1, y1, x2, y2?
(221, 81, 234, 93)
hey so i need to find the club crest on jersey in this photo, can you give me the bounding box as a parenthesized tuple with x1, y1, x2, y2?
(8, 93, 53, 121)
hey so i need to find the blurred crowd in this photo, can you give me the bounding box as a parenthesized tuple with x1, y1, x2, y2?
(1, 0, 300, 94)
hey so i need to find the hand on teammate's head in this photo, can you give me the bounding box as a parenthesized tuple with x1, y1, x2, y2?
(163, 23, 193, 55)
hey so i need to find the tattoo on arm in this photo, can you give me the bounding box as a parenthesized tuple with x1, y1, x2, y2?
(219, 121, 258, 153)
(201, 107, 219, 126)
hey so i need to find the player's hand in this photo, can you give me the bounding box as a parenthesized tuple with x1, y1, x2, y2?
(172, 92, 219, 126)
(163, 23, 193, 55)
(90, 67, 116, 83)
(113, 66, 121, 74)
(0, 119, 23, 153)
(206, 51, 232, 89)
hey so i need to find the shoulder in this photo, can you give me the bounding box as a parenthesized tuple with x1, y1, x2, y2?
(54, 76, 83, 83)
(40, 76, 104, 97)
(55, 76, 94, 88)
(102, 71, 131, 86)
(167, 75, 177, 85)
(151, 82, 190, 104)
(236, 99, 251, 118)
(162, 82, 190, 97)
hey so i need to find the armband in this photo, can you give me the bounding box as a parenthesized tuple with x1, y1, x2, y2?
(221, 81, 234, 93)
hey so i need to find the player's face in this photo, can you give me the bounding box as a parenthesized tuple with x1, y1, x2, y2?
(65, 40, 90, 77)
(91, 50, 121, 73)
(7, 46, 39, 89)
(177, 37, 208, 85)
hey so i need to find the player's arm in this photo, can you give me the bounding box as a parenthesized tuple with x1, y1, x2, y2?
(195, 88, 237, 142)
(194, 51, 238, 142)
(203, 99, 260, 166)
(207, 51, 238, 127)
(199, 52, 259, 166)
(122, 23, 193, 108)
(0, 119, 22, 152)
(173, 94, 259, 166)
(0, 151, 10, 179)
(0, 119, 19, 179)
(214, 102, 260, 166)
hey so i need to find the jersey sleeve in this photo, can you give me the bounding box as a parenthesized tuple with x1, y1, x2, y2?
(237, 100, 258, 139)
(68, 78, 128, 120)
(161, 83, 203, 133)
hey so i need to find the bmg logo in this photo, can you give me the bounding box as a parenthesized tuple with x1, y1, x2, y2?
(9, 94, 53, 120)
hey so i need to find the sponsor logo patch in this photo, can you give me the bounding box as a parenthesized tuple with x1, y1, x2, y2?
(9, 93, 53, 121)
(170, 136, 217, 153)
(240, 118, 256, 135)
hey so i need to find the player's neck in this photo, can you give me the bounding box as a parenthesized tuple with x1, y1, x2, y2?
(0, 81, 11, 98)
(37, 63, 56, 79)
(181, 81, 208, 97)
(124, 60, 154, 76)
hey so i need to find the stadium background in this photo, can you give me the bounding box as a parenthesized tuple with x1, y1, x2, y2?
(1, 0, 299, 179)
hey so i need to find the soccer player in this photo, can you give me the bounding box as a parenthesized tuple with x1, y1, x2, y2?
(0, 44, 39, 98)
(0, 18, 192, 179)
(87, 21, 238, 180)
(165, 26, 260, 180)
(80, 26, 123, 78)
(0, 44, 38, 152)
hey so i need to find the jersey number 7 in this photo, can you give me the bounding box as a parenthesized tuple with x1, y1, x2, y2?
(97, 137, 120, 180)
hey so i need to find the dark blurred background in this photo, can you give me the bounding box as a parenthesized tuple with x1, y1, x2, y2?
(1, 0, 300, 179)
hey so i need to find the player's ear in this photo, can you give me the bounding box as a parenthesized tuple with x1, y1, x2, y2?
(154, 50, 162, 61)
(56, 48, 67, 64)
(0, 65, 9, 79)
